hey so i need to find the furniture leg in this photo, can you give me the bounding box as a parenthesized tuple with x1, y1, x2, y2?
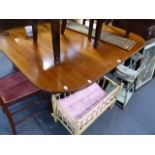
(51, 95, 58, 122)
(51, 20, 61, 65)
(1, 106, 5, 113)
(83, 19, 86, 25)
(45, 94, 52, 112)
(2, 105, 16, 134)
(32, 19, 38, 42)
(109, 101, 115, 109)
(94, 20, 103, 48)
(153, 69, 155, 78)
(12, 64, 18, 71)
(123, 83, 132, 109)
(88, 19, 94, 40)
(133, 78, 137, 92)
(61, 19, 67, 34)
(105, 19, 112, 25)
(125, 30, 130, 38)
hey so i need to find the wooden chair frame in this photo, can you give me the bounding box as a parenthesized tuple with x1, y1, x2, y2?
(0, 72, 51, 135)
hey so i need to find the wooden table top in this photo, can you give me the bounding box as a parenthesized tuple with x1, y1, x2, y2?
(0, 22, 144, 93)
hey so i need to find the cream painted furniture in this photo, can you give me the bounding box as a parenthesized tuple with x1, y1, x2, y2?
(51, 76, 123, 135)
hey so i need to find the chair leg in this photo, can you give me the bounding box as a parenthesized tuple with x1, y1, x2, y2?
(1, 106, 5, 113)
(61, 19, 67, 35)
(12, 64, 19, 71)
(88, 19, 94, 40)
(2, 105, 16, 135)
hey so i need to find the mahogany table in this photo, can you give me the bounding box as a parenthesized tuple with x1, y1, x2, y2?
(0, 22, 144, 93)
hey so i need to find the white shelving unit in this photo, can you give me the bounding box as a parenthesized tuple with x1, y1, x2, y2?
(136, 39, 155, 89)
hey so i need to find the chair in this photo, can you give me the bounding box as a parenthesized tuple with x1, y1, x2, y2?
(0, 71, 45, 134)
(113, 52, 144, 108)
(114, 64, 139, 108)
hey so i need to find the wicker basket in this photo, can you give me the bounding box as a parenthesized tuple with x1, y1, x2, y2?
(51, 76, 123, 135)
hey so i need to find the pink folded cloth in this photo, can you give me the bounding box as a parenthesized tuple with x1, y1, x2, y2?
(57, 83, 109, 129)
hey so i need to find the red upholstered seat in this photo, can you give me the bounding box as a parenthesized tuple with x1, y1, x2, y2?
(0, 71, 39, 104)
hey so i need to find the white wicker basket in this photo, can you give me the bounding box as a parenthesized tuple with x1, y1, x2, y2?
(51, 76, 123, 135)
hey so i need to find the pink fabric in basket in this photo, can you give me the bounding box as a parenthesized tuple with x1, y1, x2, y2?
(58, 83, 108, 129)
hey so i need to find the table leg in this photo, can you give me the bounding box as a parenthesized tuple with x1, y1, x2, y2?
(88, 19, 94, 40)
(32, 19, 38, 42)
(94, 19, 103, 48)
(61, 19, 67, 34)
(83, 19, 86, 25)
(124, 23, 130, 38)
(51, 20, 61, 65)
(125, 30, 130, 38)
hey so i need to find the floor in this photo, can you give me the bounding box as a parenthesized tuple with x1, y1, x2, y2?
(0, 52, 155, 135)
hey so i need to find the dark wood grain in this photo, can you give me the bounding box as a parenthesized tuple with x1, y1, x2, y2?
(88, 19, 94, 40)
(32, 19, 38, 42)
(82, 19, 86, 25)
(61, 19, 67, 34)
(94, 20, 103, 48)
(50, 20, 60, 65)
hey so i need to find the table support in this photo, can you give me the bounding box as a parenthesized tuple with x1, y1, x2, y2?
(51, 20, 61, 65)
(94, 20, 103, 48)
(32, 19, 61, 65)
(88, 19, 94, 40)
(32, 19, 38, 42)
(61, 19, 67, 34)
